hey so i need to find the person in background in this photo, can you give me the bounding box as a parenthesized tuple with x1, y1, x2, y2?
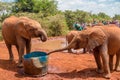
(115, 20, 120, 27)
(102, 20, 108, 25)
(110, 20, 120, 27)
(81, 22, 87, 30)
(73, 22, 83, 31)
(73, 22, 79, 30)
(92, 19, 98, 26)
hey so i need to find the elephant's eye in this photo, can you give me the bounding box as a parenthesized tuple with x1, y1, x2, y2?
(29, 28, 37, 31)
(29, 28, 33, 31)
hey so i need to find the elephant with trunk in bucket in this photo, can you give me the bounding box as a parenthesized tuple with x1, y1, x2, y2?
(2, 16, 47, 67)
(48, 24, 120, 79)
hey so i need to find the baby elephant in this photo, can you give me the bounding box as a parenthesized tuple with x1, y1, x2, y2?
(49, 25, 120, 79)
(66, 30, 87, 53)
(2, 16, 47, 67)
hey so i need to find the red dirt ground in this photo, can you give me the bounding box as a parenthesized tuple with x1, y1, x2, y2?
(0, 36, 120, 80)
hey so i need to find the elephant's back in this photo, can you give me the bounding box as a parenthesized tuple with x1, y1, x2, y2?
(102, 26, 120, 55)
(68, 30, 78, 35)
(2, 16, 18, 44)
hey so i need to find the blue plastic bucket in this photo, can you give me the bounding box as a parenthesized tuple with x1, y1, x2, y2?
(23, 51, 48, 76)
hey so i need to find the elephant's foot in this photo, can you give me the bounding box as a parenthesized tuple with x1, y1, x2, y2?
(110, 67, 113, 71)
(110, 67, 114, 72)
(68, 50, 73, 53)
(9, 57, 14, 61)
(103, 73, 111, 79)
(83, 48, 87, 53)
(17, 63, 23, 68)
(96, 69, 103, 74)
(115, 66, 120, 72)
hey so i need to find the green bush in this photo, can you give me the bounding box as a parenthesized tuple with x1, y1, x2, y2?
(0, 13, 10, 22)
(41, 14, 69, 36)
(0, 35, 3, 41)
(0, 22, 2, 30)
(0, 31, 3, 41)
(0, 23, 3, 41)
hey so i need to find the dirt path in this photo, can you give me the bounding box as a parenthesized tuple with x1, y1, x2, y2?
(0, 37, 120, 80)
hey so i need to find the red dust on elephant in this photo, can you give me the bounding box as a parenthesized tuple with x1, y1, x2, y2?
(2, 16, 47, 67)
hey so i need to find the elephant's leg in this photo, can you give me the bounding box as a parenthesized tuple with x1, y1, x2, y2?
(15, 45, 19, 53)
(115, 51, 120, 71)
(100, 44, 110, 79)
(83, 48, 87, 53)
(101, 52, 110, 78)
(67, 40, 73, 53)
(68, 49, 72, 53)
(18, 45, 25, 67)
(109, 55, 114, 71)
(17, 38, 26, 67)
(26, 40, 31, 54)
(6, 43, 14, 61)
(93, 47, 103, 73)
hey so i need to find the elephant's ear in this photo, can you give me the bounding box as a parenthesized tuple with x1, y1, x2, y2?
(87, 29, 106, 50)
(16, 21, 31, 39)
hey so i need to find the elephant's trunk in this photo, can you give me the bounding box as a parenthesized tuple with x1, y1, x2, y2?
(48, 36, 77, 55)
(48, 46, 70, 54)
(39, 29, 47, 42)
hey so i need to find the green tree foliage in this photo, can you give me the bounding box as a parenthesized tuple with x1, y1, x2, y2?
(64, 10, 76, 30)
(0, 31, 3, 41)
(12, 0, 58, 17)
(0, 2, 13, 12)
(0, 2, 13, 22)
(74, 10, 92, 23)
(113, 14, 120, 20)
(64, 10, 93, 30)
(64, 10, 113, 30)
(12, 0, 34, 12)
(41, 14, 69, 36)
(0, 2, 14, 32)
(0, 13, 10, 22)
(33, 0, 58, 16)
(97, 12, 111, 21)
(91, 14, 99, 20)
